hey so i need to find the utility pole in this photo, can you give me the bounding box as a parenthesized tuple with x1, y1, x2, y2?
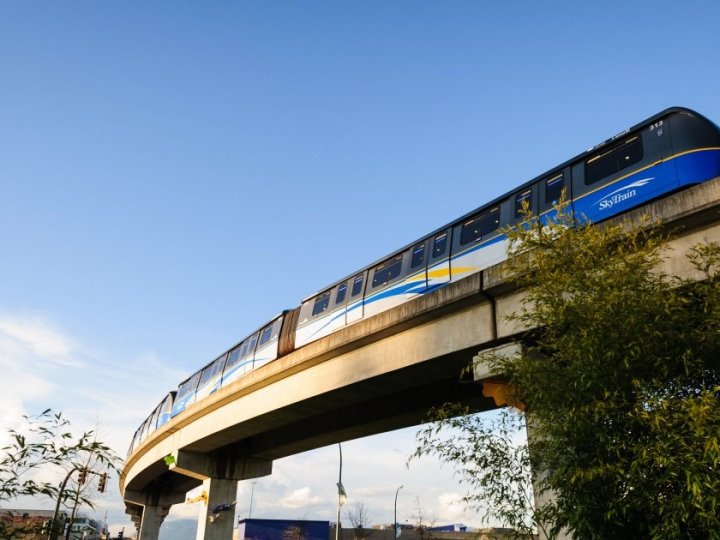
(248, 481, 256, 518)
(394, 485, 403, 539)
(49, 467, 80, 540)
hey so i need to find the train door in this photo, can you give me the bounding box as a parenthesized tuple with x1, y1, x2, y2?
(332, 280, 350, 326)
(346, 272, 367, 324)
(427, 228, 451, 289)
(244, 332, 259, 373)
(408, 241, 429, 293)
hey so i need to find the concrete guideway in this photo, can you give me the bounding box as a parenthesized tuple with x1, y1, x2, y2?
(121, 177, 720, 539)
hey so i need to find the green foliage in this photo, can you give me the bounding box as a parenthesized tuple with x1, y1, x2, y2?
(496, 209, 720, 539)
(415, 206, 720, 540)
(412, 406, 538, 540)
(0, 409, 121, 539)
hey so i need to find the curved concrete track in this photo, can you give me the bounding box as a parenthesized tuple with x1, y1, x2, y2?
(121, 177, 720, 539)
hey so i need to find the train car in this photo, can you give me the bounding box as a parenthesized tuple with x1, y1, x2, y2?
(127, 391, 176, 455)
(295, 107, 720, 348)
(221, 314, 285, 386)
(194, 354, 227, 403)
(156, 391, 176, 428)
(128, 107, 720, 456)
(171, 371, 202, 418)
(168, 314, 287, 419)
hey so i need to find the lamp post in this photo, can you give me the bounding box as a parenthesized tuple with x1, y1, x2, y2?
(335, 444, 347, 540)
(394, 485, 403, 539)
(248, 481, 256, 518)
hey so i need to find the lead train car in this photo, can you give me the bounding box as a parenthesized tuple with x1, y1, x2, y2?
(128, 107, 720, 456)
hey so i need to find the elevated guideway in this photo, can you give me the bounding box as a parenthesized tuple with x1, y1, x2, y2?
(121, 177, 720, 540)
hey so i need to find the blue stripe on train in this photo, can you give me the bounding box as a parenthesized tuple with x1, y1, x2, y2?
(675, 149, 720, 187)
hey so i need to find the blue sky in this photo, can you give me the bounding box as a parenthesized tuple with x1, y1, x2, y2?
(2, 0, 720, 535)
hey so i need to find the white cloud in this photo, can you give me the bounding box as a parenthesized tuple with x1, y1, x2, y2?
(435, 492, 468, 523)
(0, 314, 80, 366)
(0, 314, 75, 446)
(0, 311, 185, 534)
(279, 487, 323, 509)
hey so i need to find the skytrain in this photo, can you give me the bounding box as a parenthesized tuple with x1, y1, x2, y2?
(128, 106, 720, 456)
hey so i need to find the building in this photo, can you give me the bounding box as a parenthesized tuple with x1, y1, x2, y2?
(237, 518, 330, 540)
(0, 509, 108, 540)
(0, 508, 55, 539)
(66, 515, 106, 539)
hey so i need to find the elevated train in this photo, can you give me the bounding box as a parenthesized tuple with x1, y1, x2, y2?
(128, 106, 720, 456)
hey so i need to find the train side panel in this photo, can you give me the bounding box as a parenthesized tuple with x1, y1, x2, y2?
(157, 392, 176, 428)
(669, 111, 720, 188)
(171, 371, 201, 418)
(362, 246, 427, 319)
(195, 354, 227, 402)
(295, 278, 358, 347)
(221, 332, 258, 387)
(449, 206, 507, 283)
(252, 317, 283, 369)
(571, 120, 678, 223)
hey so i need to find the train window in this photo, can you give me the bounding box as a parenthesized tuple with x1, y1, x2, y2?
(411, 243, 425, 269)
(336, 283, 347, 305)
(246, 333, 258, 355)
(372, 254, 404, 288)
(545, 173, 564, 205)
(129, 428, 141, 454)
(226, 345, 242, 369)
(198, 367, 213, 385)
(432, 233, 448, 258)
(514, 190, 532, 218)
(239, 340, 250, 359)
(149, 407, 161, 431)
(312, 291, 332, 317)
(178, 372, 201, 398)
(351, 274, 364, 297)
(585, 136, 643, 185)
(258, 326, 273, 346)
(140, 418, 151, 440)
(199, 356, 225, 385)
(460, 207, 500, 245)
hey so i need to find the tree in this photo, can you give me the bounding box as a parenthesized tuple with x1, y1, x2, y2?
(0, 409, 121, 539)
(412, 407, 538, 540)
(408, 497, 436, 540)
(345, 501, 371, 539)
(415, 207, 720, 539)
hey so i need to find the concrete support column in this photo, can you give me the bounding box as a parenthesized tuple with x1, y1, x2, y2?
(474, 343, 571, 540)
(125, 488, 187, 540)
(137, 504, 171, 540)
(195, 477, 238, 540)
(125, 503, 143, 531)
(525, 420, 572, 540)
(168, 449, 273, 540)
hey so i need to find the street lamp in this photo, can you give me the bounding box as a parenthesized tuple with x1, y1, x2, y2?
(394, 485, 403, 538)
(336, 443, 346, 540)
